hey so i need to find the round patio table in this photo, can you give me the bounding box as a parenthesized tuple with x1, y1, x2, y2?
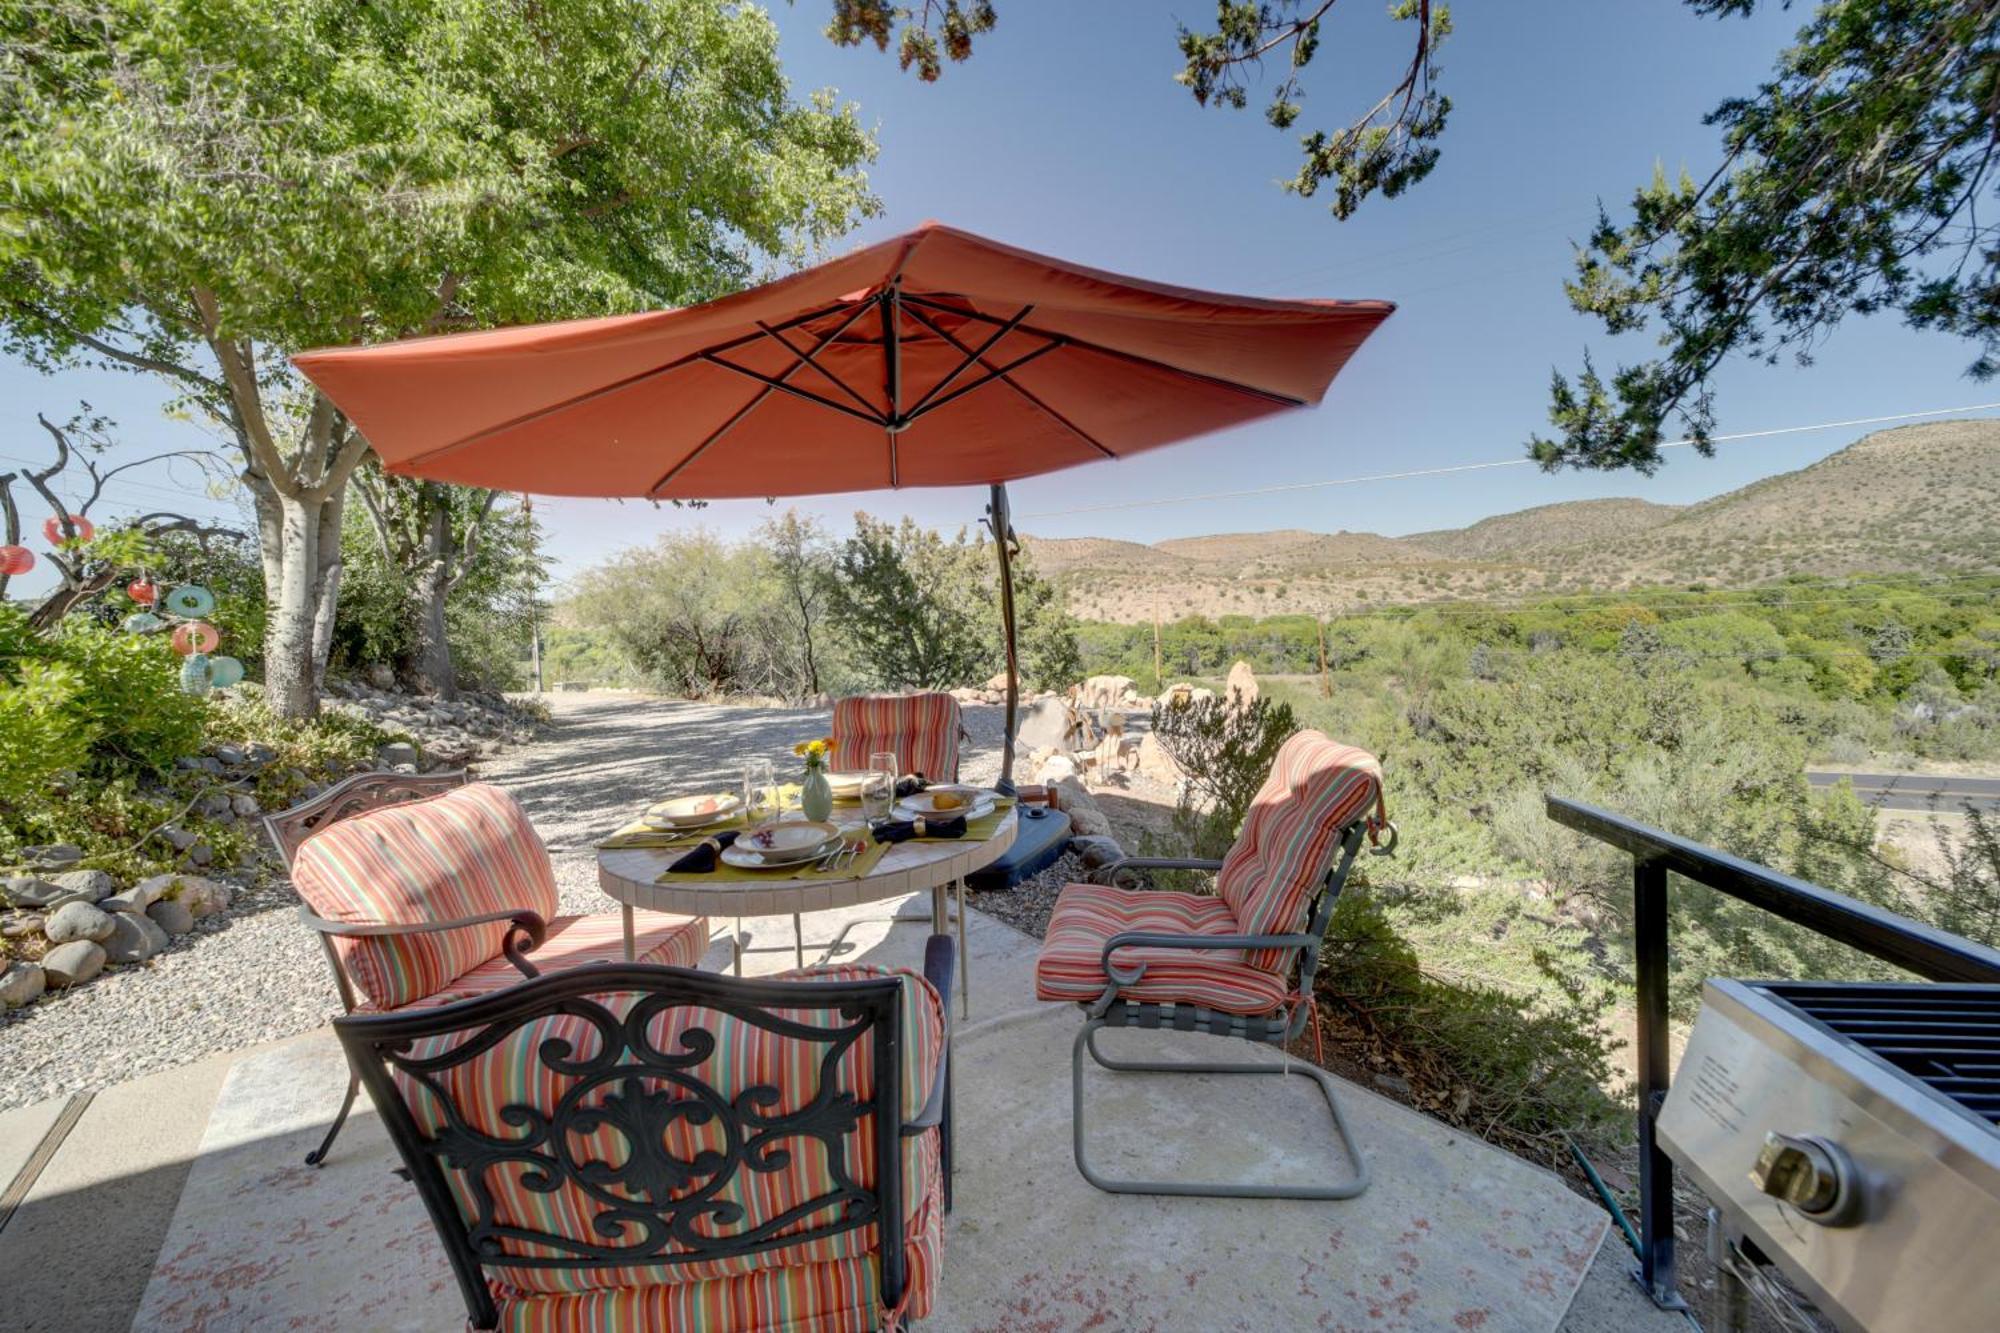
(597, 808, 1016, 1016)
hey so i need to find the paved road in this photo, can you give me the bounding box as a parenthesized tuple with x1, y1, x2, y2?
(1808, 770, 2000, 812)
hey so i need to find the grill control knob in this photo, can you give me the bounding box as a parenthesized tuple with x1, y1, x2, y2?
(1750, 1133, 1859, 1224)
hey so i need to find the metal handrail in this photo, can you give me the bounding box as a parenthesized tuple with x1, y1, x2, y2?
(1544, 793, 2000, 1312)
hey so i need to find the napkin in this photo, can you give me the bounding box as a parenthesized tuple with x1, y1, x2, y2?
(895, 775, 929, 798)
(666, 830, 741, 873)
(872, 814, 966, 843)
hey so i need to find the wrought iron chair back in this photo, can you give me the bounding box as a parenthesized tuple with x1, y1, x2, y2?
(263, 768, 470, 869)
(336, 964, 921, 1331)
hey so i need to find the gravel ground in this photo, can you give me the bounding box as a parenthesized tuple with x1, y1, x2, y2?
(0, 691, 1042, 1113)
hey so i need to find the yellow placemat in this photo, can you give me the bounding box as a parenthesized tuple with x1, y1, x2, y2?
(597, 815, 748, 851)
(655, 837, 891, 885)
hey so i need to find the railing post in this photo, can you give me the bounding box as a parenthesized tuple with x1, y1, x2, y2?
(1632, 856, 1685, 1311)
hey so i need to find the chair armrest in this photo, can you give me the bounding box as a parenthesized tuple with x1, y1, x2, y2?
(905, 934, 956, 1134)
(1090, 929, 1322, 1014)
(1087, 855, 1227, 887)
(296, 906, 549, 979)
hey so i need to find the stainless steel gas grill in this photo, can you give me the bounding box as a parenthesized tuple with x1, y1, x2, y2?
(1660, 980, 2000, 1332)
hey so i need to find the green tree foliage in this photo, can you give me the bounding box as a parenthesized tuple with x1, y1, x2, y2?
(1535, 0, 2000, 470)
(824, 0, 1451, 218)
(829, 516, 993, 690)
(1, 0, 879, 715)
(1150, 692, 1300, 857)
(567, 531, 785, 698)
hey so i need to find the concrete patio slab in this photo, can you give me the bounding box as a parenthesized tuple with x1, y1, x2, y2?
(131, 900, 1610, 1332)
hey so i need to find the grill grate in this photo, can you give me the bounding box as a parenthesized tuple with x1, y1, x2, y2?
(1759, 982, 2000, 1129)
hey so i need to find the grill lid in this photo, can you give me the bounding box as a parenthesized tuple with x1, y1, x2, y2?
(1753, 982, 2000, 1129)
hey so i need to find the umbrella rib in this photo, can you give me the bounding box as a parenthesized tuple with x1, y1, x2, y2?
(902, 304, 1116, 460)
(701, 352, 887, 426)
(647, 300, 877, 496)
(900, 304, 1036, 419)
(397, 298, 860, 469)
(758, 320, 882, 419)
(902, 340, 1063, 425)
(900, 292, 1309, 409)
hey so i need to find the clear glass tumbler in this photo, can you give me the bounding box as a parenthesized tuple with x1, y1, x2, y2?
(743, 758, 777, 826)
(864, 750, 898, 825)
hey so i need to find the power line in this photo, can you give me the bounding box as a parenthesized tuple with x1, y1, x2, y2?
(1017, 402, 2000, 520)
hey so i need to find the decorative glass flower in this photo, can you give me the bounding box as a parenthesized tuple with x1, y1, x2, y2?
(42, 514, 94, 545)
(122, 611, 166, 635)
(127, 580, 159, 605)
(163, 584, 217, 617)
(206, 656, 246, 688)
(170, 620, 221, 656)
(0, 545, 34, 576)
(180, 652, 213, 697)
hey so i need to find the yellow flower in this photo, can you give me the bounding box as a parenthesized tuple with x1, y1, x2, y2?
(793, 737, 832, 758)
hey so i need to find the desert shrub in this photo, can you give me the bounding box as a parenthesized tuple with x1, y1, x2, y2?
(1149, 692, 1298, 859)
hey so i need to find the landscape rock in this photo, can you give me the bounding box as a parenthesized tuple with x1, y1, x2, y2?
(243, 742, 278, 768)
(18, 843, 84, 871)
(214, 742, 246, 766)
(1078, 674, 1136, 711)
(1, 912, 43, 939)
(1134, 732, 1183, 786)
(1014, 696, 1085, 755)
(41, 941, 105, 988)
(1, 877, 65, 909)
(147, 899, 195, 937)
(102, 875, 172, 915)
(1051, 776, 1112, 838)
(161, 825, 200, 851)
(48, 869, 114, 904)
(1224, 660, 1260, 708)
(44, 901, 116, 945)
(0, 963, 46, 1009)
(194, 790, 234, 819)
(102, 910, 169, 964)
(1035, 753, 1082, 786)
(1069, 835, 1126, 870)
(171, 876, 233, 919)
(230, 793, 262, 818)
(183, 842, 215, 868)
(377, 741, 421, 768)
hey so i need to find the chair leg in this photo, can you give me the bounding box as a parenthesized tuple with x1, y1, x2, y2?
(953, 877, 970, 1020)
(941, 1043, 955, 1214)
(1070, 1018, 1370, 1200)
(306, 1068, 361, 1168)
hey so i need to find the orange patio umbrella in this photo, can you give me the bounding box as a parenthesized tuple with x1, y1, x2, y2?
(293, 222, 1393, 784)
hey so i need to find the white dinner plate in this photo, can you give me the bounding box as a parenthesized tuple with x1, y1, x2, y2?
(643, 792, 743, 829)
(721, 821, 842, 869)
(894, 787, 995, 822)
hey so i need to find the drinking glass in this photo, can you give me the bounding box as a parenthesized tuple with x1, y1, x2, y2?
(864, 750, 898, 825)
(743, 759, 777, 825)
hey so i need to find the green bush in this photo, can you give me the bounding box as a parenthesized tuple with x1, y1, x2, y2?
(0, 606, 205, 780)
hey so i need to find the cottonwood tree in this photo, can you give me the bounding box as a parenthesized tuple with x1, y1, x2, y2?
(2, 411, 241, 629)
(3, 0, 877, 716)
(827, 0, 1451, 218)
(351, 468, 509, 699)
(1534, 0, 2000, 470)
(759, 511, 839, 700)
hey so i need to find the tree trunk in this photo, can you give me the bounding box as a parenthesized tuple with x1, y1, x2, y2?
(263, 492, 329, 719)
(404, 561, 456, 699)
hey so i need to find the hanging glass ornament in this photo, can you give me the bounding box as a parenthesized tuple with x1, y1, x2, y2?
(42, 515, 94, 545)
(0, 545, 34, 576)
(122, 611, 165, 635)
(179, 652, 213, 697)
(163, 584, 216, 617)
(206, 655, 246, 689)
(170, 620, 221, 656)
(127, 580, 159, 605)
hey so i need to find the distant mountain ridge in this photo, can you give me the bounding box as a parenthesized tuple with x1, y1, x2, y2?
(1026, 419, 2000, 622)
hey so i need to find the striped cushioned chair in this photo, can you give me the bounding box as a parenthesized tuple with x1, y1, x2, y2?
(1033, 730, 1391, 1199)
(268, 774, 708, 1167)
(335, 939, 956, 1333)
(830, 693, 963, 784)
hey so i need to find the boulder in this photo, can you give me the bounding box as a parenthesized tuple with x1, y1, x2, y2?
(183, 842, 214, 867)
(983, 670, 1012, 692)
(171, 876, 233, 919)
(1069, 835, 1126, 870)
(1, 877, 65, 909)
(1014, 696, 1085, 755)
(47, 869, 114, 904)
(18, 843, 83, 871)
(44, 900, 116, 945)
(1224, 660, 1260, 709)
(147, 899, 196, 937)
(102, 875, 173, 915)
(1051, 777, 1112, 838)
(0, 962, 46, 1008)
(1135, 732, 1183, 785)
(1035, 753, 1082, 786)
(213, 742, 247, 766)
(1078, 674, 1136, 711)
(102, 909, 168, 964)
(1, 912, 42, 939)
(194, 790, 233, 819)
(42, 941, 106, 988)
(377, 741, 421, 769)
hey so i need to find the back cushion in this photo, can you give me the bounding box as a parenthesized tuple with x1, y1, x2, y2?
(390, 966, 945, 1294)
(292, 782, 558, 1010)
(1215, 732, 1382, 972)
(832, 693, 962, 783)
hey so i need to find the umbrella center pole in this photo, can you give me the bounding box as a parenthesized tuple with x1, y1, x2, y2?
(988, 482, 1021, 795)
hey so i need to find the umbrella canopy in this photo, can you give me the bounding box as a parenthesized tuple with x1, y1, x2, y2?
(292, 221, 1392, 498)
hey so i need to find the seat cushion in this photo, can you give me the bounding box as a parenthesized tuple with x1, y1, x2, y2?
(1034, 881, 1292, 1015)
(291, 782, 559, 1009)
(1215, 732, 1382, 971)
(831, 693, 961, 783)
(775, 962, 947, 1123)
(487, 1129, 944, 1333)
(388, 910, 710, 1013)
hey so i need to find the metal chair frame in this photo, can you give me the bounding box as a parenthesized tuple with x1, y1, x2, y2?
(336, 937, 955, 1332)
(1067, 821, 1391, 1199)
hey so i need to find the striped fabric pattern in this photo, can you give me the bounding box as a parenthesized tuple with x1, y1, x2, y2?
(831, 693, 962, 783)
(393, 910, 709, 1013)
(1033, 881, 1293, 1015)
(391, 966, 946, 1302)
(291, 783, 560, 1010)
(487, 1131, 943, 1332)
(1215, 732, 1382, 971)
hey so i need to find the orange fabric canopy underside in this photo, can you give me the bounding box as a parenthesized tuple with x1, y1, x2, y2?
(292, 222, 1393, 499)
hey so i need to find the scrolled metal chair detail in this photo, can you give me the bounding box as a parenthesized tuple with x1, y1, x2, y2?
(339, 946, 954, 1331)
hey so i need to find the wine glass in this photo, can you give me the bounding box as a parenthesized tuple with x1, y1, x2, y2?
(743, 759, 777, 826)
(864, 750, 898, 825)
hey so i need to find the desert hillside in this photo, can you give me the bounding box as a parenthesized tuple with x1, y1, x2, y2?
(1036, 419, 2000, 621)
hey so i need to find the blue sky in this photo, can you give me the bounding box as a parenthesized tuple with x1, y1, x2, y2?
(6, 0, 1997, 595)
